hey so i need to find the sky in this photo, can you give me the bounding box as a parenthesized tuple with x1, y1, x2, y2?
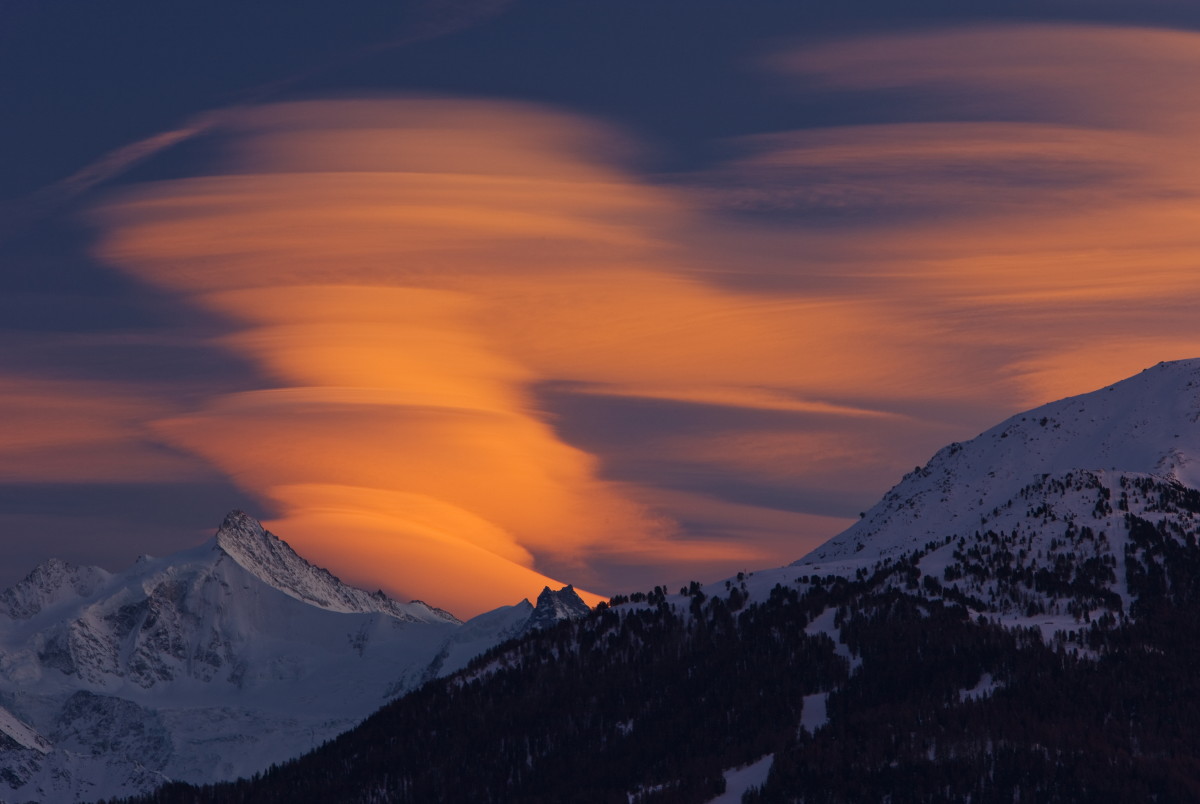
(4, 0, 1200, 617)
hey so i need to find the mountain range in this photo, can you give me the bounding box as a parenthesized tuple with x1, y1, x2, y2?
(0, 511, 590, 803)
(8, 358, 1200, 803)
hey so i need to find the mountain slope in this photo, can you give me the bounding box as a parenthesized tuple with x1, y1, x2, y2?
(770, 358, 1200, 633)
(0, 512, 589, 803)
(803, 358, 1200, 568)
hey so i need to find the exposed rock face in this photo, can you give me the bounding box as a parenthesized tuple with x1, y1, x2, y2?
(525, 585, 592, 633)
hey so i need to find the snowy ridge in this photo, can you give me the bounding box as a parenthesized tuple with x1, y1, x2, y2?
(0, 705, 51, 754)
(411, 588, 591, 688)
(213, 510, 459, 624)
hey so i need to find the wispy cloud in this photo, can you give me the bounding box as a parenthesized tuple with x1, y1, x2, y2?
(0, 376, 206, 483)
(705, 22, 1200, 404)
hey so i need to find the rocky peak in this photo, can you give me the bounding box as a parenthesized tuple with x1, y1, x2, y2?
(211, 510, 459, 624)
(214, 509, 282, 560)
(211, 509, 385, 614)
(525, 585, 591, 632)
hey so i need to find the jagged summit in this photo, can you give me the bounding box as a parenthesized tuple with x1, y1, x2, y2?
(212, 510, 459, 625)
(525, 585, 592, 632)
(211, 509, 347, 609)
(213, 509, 269, 550)
(798, 358, 1200, 567)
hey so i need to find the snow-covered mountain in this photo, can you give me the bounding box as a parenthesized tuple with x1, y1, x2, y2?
(708, 358, 1200, 630)
(804, 358, 1200, 566)
(0, 511, 589, 803)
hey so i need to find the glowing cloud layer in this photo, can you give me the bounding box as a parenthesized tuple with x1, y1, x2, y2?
(0, 376, 203, 483)
(97, 99, 866, 614)
(735, 23, 1200, 404)
(74, 23, 1200, 615)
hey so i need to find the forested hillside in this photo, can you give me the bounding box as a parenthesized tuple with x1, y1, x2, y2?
(108, 531, 1200, 803)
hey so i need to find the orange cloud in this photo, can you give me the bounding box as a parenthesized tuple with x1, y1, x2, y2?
(0, 376, 204, 483)
(86, 23, 1200, 616)
(93, 99, 973, 615)
(607, 485, 854, 582)
(254, 484, 609, 612)
(93, 101, 764, 615)
(736, 23, 1200, 407)
(772, 24, 1200, 131)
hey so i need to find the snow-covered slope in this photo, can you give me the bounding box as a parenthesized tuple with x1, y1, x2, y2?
(800, 359, 1200, 570)
(0, 512, 590, 803)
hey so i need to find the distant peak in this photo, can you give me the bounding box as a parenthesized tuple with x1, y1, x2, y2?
(213, 510, 291, 568)
(526, 584, 591, 631)
(208, 511, 460, 625)
(1, 557, 111, 620)
(211, 511, 347, 598)
(215, 509, 267, 542)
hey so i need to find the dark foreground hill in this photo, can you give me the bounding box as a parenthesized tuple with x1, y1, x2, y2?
(107, 555, 1200, 803)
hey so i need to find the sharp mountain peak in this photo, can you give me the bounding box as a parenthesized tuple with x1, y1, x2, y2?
(211, 509, 460, 624)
